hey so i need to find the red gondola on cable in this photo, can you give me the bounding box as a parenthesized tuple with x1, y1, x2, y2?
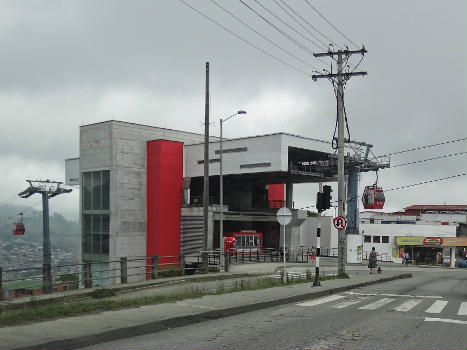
(362, 184, 385, 209)
(13, 213, 25, 236)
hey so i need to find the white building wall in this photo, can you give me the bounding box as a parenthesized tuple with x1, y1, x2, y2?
(360, 222, 457, 263)
(184, 134, 284, 177)
(300, 216, 338, 253)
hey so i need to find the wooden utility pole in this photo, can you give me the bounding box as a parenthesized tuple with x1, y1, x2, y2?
(203, 62, 210, 251)
(312, 48, 367, 275)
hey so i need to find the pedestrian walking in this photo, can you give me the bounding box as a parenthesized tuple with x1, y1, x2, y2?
(309, 246, 316, 262)
(368, 247, 378, 274)
(404, 252, 410, 266)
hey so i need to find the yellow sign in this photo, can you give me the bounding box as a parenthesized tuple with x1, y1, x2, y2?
(396, 236, 424, 246)
(441, 237, 467, 247)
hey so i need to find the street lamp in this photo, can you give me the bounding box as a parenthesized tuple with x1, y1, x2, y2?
(220, 110, 246, 263)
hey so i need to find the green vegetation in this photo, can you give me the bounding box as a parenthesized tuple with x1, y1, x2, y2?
(0, 271, 350, 327)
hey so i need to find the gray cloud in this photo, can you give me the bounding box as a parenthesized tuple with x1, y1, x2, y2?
(0, 0, 465, 217)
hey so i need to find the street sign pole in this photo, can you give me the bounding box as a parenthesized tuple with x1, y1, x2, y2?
(277, 207, 292, 284)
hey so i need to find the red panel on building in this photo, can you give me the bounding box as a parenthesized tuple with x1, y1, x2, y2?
(147, 140, 183, 274)
(268, 184, 284, 208)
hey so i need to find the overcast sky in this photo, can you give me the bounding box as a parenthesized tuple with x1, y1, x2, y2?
(0, 0, 465, 220)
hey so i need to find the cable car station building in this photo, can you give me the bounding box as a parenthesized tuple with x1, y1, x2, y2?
(66, 120, 387, 283)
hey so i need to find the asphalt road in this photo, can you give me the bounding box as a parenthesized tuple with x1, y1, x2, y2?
(79, 269, 466, 350)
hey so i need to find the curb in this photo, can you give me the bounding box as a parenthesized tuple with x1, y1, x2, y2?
(0, 272, 261, 312)
(13, 273, 412, 350)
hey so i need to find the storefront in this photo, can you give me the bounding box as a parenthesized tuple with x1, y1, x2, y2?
(395, 236, 467, 267)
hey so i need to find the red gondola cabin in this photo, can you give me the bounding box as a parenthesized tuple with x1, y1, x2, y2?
(13, 222, 25, 235)
(362, 185, 385, 210)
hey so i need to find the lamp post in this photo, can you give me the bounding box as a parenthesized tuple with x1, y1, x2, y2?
(220, 110, 246, 266)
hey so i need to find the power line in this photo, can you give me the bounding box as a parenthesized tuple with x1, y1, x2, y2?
(303, 0, 360, 49)
(276, 0, 342, 50)
(209, 0, 319, 70)
(250, 0, 327, 52)
(178, 0, 316, 78)
(0, 194, 20, 211)
(391, 152, 467, 168)
(238, 0, 319, 59)
(379, 137, 467, 157)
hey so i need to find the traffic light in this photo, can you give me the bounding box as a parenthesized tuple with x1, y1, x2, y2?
(316, 185, 332, 213)
(323, 185, 332, 210)
(316, 192, 324, 213)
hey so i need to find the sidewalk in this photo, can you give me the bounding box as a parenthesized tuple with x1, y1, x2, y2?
(2, 269, 412, 350)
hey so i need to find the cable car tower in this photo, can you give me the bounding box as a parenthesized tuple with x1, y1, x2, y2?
(18, 180, 72, 294)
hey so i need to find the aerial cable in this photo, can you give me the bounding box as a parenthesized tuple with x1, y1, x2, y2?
(277, 0, 343, 50)
(379, 138, 467, 157)
(298, 173, 466, 210)
(178, 0, 316, 78)
(209, 0, 319, 70)
(303, 0, 360, 49)
(391, 152, 467, 168)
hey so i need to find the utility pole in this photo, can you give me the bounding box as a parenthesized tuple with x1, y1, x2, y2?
(203, 62, 210, 251)
(313, 47, 367, 275)
(18, 180, 72, 293)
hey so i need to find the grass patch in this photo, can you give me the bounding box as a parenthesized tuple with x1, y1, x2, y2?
(0, 270, 348, 328)
(320, 273, 349, 281)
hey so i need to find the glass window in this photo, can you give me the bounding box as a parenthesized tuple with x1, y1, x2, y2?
(83, 214, 92, 254)
(373, 236, 381, 243)
(102, 171, 110, 210)
(364, 235, 371, 243)
(382, 236, 389, 243)
(92, 172, 102, 210)
(83, 173, 92, 210)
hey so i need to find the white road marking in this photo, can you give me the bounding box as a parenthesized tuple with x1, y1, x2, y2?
(358, 298, 395, 310)
(297, 294, 345, 307)
(457, 302, 467, 316)
(333, 298, 366, 309)
(424, 317, 467, 325)
(425, 300, 448, 314)
(344, 291, 377, 296)
(393, 299, 422, 312)
(381, 293, 442, 299)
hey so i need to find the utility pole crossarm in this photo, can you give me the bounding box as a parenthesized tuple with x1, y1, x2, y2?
(312, 71, 367, 81)
(313, 48, 367, 57)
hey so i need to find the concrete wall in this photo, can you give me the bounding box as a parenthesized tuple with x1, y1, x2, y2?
(80, 121, 210, 283)
(300, 216, 337, 252)
(184, 133, 284, 177)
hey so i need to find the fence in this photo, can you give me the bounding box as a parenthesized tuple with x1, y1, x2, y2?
(363, 251, 391, 262)
(0, 248, 325, 301)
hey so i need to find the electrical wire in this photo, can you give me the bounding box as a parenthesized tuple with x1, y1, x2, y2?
(273, 0, 331, 50)
(379, 137, 467, 157)
(178, 0, 316, 78)
(279, 0, 344, 51)
(250, 0, 326, 52)
(238, 0, 315, 56)
(391, 152, 467, 168)
(303, 0, 360, 49)
(209, 0, 319, 70)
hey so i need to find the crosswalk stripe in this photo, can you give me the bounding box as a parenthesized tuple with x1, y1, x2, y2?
(457, 302, 467, 316)
(333, 299, 366, 309)
(393, 299, 422, 312)
(425, 317, 467, 325)
(358, 298, 395, 310)
(297, 294, 345, 307)
(425, 300, 448, 314)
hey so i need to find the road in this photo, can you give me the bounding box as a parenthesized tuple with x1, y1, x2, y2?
(79, 268, 466, 350)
